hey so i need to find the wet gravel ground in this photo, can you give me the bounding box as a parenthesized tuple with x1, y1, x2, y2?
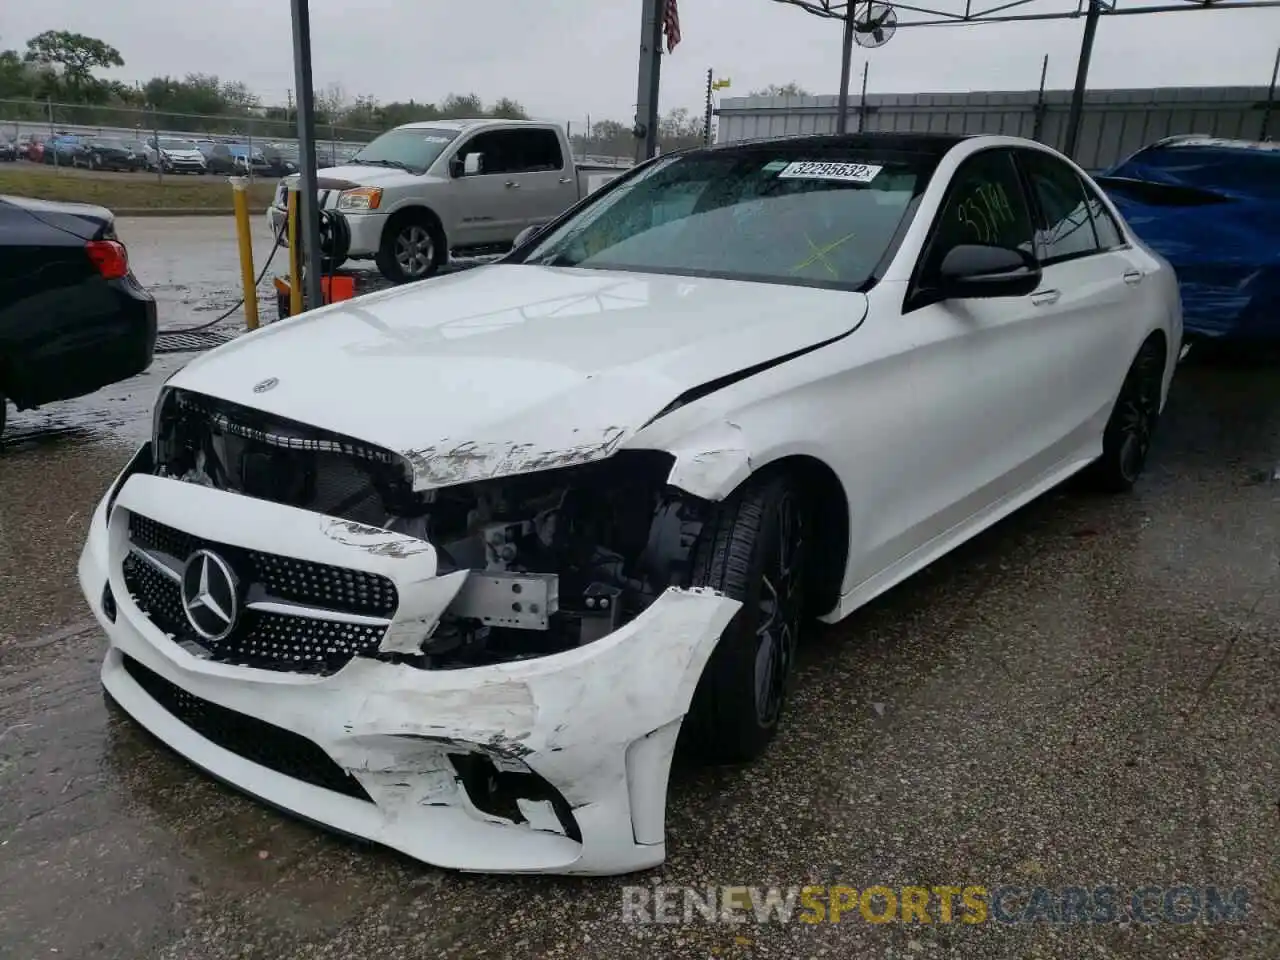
(1, 219, 1278, 959)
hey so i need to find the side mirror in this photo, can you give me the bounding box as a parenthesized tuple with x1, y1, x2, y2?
(933, 243, 1041, 300)
(463, 152, 484, 176)
(513, 224, 543, 248)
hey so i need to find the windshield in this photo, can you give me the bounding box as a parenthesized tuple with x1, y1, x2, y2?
(160, 138, 197, 151)
(93, 138, 126, 149)
(351, 128, 459, 174)
(518, 149, 924, 290)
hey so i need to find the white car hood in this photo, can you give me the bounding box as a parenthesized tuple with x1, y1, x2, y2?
(171, 265, 867, 490)
(164, 149, 204, 161)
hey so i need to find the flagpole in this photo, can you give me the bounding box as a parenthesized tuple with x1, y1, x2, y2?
(633, 0, 665, 161)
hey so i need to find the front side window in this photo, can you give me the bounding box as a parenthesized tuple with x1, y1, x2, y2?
(460, 129, 565, 176)
(1021, 151, 1100, 262)
(926, 149, 1036, 264)
(517, 150, 926, 290)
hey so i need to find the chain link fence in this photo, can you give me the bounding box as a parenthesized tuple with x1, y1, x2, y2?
(2, 100, 642, 175)
(1, 98, 382, 172)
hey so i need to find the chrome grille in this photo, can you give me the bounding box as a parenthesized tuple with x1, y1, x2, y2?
(124, 513, 398, 675)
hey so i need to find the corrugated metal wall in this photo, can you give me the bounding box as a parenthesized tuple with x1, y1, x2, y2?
(716, 86, 1275, 170)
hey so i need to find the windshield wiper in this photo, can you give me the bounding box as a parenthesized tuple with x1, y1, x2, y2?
(352, 158, 413, 172)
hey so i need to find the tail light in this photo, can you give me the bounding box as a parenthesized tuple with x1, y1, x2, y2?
(86, 239, 129, 279)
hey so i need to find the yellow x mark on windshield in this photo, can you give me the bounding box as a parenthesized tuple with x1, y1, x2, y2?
(790, 231, 859, 278)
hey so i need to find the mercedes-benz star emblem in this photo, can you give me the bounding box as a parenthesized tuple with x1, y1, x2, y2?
(253, 377, 279, 394)
(180, 550, 241, 642)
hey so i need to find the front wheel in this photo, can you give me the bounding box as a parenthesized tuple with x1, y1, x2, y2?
(1085, 337, 1166, 493)
(683, 472, 809, 764)
(376, 217, 442, 284)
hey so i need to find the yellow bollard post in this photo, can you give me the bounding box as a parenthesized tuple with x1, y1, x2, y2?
(228, 176, 260, 331)
(287, 185, 302, 318)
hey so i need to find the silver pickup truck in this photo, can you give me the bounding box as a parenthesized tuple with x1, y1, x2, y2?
(268, 118, 629, 283)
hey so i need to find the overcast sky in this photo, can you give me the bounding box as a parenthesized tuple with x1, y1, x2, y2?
(3, 1, 1278, 124)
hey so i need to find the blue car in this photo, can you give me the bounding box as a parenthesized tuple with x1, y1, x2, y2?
(1098, 136, 1280, 341)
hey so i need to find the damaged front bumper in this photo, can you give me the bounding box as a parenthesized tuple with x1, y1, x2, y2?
(78, 447, 740, 875)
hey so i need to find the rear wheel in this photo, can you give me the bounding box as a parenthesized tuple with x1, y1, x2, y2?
(683, 472, 809, 764)
(1085, 337, 1165, 492)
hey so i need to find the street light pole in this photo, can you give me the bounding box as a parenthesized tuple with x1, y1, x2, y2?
(289, 0, 324, 311)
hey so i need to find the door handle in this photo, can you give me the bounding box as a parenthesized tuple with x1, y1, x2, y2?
(1030, 289, 1061, 306)
(559, 177, 573, 184)
(1123, 270, 1144, 286)
(504, 180, 520, 189)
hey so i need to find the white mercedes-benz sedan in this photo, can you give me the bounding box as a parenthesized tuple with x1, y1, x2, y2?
(79, 133, 1182, 876)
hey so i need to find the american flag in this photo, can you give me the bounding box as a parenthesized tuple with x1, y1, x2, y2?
(663, 0, 682, 53)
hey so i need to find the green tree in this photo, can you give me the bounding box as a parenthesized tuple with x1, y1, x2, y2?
(439, 93, 484, 118)
(0, 48, 30, 99)
(23, 30, 123, 101)
(490, 97, 529, 120)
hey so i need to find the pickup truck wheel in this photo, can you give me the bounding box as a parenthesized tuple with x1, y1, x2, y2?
(377, 216, 442, 284)
(683, 472, 809, 765)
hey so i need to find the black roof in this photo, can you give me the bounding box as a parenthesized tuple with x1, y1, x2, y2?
(705, 132, 974, 159)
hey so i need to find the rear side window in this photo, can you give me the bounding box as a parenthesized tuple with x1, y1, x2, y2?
(1082, 182, 1125, 250)
(1021, 150, 1099, 262)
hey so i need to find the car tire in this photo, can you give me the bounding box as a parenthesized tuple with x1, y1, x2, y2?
(683, 471, 809, 765)
(376, 214, 443, 284)
(0, 393, 7, 438)
(1084, 336, 1166, 493)
(89, 155, 99, 171)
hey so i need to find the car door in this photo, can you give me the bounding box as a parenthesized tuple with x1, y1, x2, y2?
(1015, 148, 1142, 451)
(498, 128, 579, 231)
(448, 129, 528, 247)
(877, 148, 1074, 570)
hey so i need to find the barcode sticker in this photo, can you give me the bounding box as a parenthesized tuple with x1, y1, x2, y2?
(776, 161, 883, 183)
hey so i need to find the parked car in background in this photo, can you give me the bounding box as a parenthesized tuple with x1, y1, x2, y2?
(151, 137, 207, 175)
(0, 136, 16, 162)
(204, 143, 271, 177)
(83, 132, 1180, 876)
(1099, 135, 1280, 342)
(75, 138, 147, 172)
(43, 135, 83, 165)
(23, 136, 46, 163)
(0, 195, 158, 437)
(268, 118, 627, 283)
(260, 143, 300, 178)
(123, 139, 159, 171)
